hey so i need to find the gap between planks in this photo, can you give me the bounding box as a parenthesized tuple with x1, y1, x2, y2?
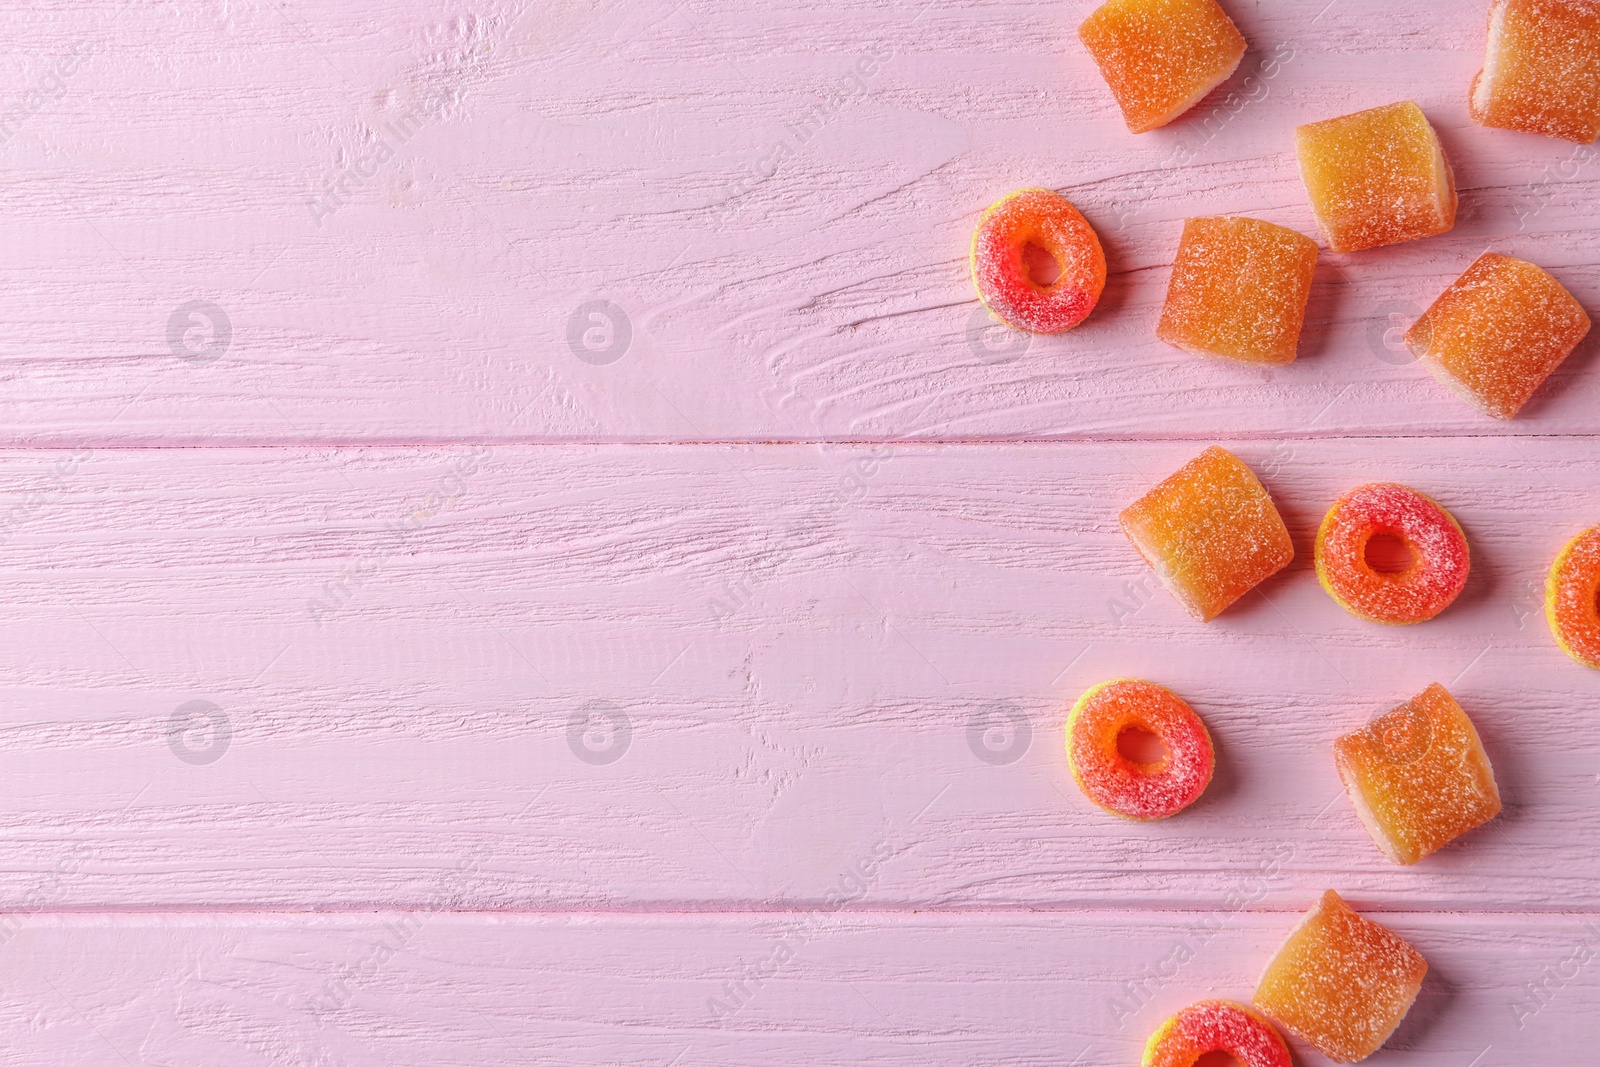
(0, 431, 1594, 450)
(6, 905, 1600, 924)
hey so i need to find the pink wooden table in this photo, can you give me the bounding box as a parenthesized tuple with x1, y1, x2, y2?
(0, 0, 1596, 1063)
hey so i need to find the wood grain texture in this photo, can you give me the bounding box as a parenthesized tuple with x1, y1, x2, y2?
(0, 0, 1595, 442)
(0, 440, 1593, 911)
(1, 913, 1594, 1066)
(2, 0, 1597, 1061)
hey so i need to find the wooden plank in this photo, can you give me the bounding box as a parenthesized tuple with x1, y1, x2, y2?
(0, 0, 1595, 442)
(0, 439, 1593, 910)
(1, 911, 1593, 1065)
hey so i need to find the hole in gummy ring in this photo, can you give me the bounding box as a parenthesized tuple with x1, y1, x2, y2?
(1364, 532, 1416, 575)
(1194, 1053, 1242, 1067)
(1021, 241, 1062, 287)
(1116, 725, 1168, 766)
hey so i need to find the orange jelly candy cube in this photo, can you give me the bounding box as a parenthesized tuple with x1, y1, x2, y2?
(1120, 446, 1293, 622)
(1078, 0, 1247, 134)
(1157, 216, 1320, 366)
(1295, 101, 1457, 253)
(1472, 0, 1600, 144)
(1333, 683, 1502, 866)
(1254, 890, 1428, 1063)
(1404, 252, 1591, 419)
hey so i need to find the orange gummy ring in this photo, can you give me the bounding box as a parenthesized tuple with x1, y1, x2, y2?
(1066, 679, 1214, 821)
(1548, 526, 1600, 669)
(1143, 1000, 1291, 1067)
(1315, 483, 1470, 625)
(970, 188, 1106, 334)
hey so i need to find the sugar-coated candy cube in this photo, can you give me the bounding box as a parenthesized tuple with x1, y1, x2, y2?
(1404, 252, 1591, 419)
(1078, 0, 1247, 134)
(1333, 683, 1502, 865)
(1254, 890, 1428, 1063)
(1120, 446, 1293, 622)
(1295, 101, 1457, 253)
(1472, 0, 1600, 144)
(1157, 216, 1320, 365)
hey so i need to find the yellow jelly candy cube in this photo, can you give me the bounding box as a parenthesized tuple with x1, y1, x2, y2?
(1472, 0, 1600, 143)
(1404, 252, 1591, 419)
(1333, 683, 1502, 865)
(1295, 101, 1457, 253)
(1120, 446, 1293, 622)
(1078, 0, 1247, 134)
(1157, 216, 1320, 365)
(1254, 890, 1428, 1063)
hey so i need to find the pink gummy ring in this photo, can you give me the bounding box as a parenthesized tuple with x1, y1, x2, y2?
(1547, 525, 1600, 670)
(1066, 679, 1214, 821)
(1143, 1000, 1291, 1067)
(1316, 483, 1470, 625)
(970, 188, 1106, 334)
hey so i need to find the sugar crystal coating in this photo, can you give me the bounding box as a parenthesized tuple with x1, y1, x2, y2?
(1472, 0, 1600, 143)
(1404, 252, 1591, 420)
(1295, 101, 1457, 253)
(1315, 483, 1470, 625)
(970, 188, 1107, 334)
(1254, 890, 1428, 1063)
(1066, 679, 1214, 821)
(1143, 999, 1291, 1067)
(1333, 683, 1502, 866)
(1158, 216, 1320, 365)
(1547, 525, 1600, 668)
(1120, 446, 1294, 621)
(1078, 0, 1247, 134)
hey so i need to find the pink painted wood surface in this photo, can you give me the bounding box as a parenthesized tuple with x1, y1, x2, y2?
(0, 0, 1595, 442)
(0, 440, 1593, 916)
(1, 0, 1597, 1063)
(3, 913, 1596, 1066)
